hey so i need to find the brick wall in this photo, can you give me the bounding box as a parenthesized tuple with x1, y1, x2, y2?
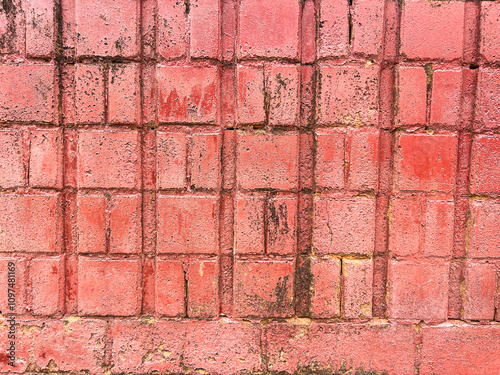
(0, 0, 499, 373)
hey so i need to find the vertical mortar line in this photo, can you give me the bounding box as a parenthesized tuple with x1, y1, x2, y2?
(372, 0, 401, 318)
(448, 0, 481, 320)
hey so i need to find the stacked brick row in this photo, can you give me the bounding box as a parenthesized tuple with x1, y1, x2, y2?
(0, 0, 499, 373)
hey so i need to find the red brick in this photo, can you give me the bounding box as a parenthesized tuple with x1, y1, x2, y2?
(77, 194, 106, 254)
(234, 260, 294, 317)
(267, 65, 300, 126)
(313, 196, 376, 256)
(157, 0, 188, 59)
(234, 193, 265, 255)
(0, 257, 27, 315)
(77, 130, 140, 188)
(0, 64, 55, 122)
(475, 69, 500, 131)
(400, 0, 465, 60)
(0, 0, 24, 55)
(0, 193, 62, 253)
(238, 0, 300, 59)
(26, 0, 54, 57)
(78, 257, 141, 316)
(75, 0, 139, 57)
(157, 195, 218, 254)
(430, 69, 462, 126)
(481, 2, 500, 63)
(236, 65, 265, 124)
(310, 257, 341, 318)
(29, 128, 63, 189)
(156, 259, 185, 317)
(470, 134, 500, 194)
(396, 66, 427, 125)
(158, 66, 219, 124)
(421, 325, 500, 374)
(347, 127, 379, 191)
(463, 261, 496, 320)
(111, 320, 185, 373)
(109, 194, 141, 254)
(394, 132, 458, 192)
(30, 257, 63, 315)
(317, 65, 379, 126)
(315, 129, 346, 189)
(190, 0, 220, 59)
(108, 63, 140, 124)
(388, 260, 449, 322)
(468, 200, 500, 259)
(0, 129, 24, 188)
(156, 132, 188, 189)
(75, 64, 104, 124)
(343, 259, 373, 319)
(389, 196, 454, 258)
(236, 133, 299, 190)
(184, 320, 263, 374)
(266, 322, 418, 374)
(32, 318, 107, 372)
(187, 259, 219, 318)
(191, 132, 221, 189)
(318, 0, 349, 58)
(267, 195, 297, 256)
(351, 0, 385, 57)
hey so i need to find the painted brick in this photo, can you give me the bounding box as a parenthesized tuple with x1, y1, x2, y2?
(75, 64, 105, 124)
(315, 129, 346, 189)
(157, 0, 187, 59)
(156, 132, 188, 189)
(394, 132, 458, 192)
(157, 195, 218, 254)
(470, 134, 500, 195)
(26, 0, 54, 57)
(75, 0, 139, 57)
(388, 260, 449, 322)
(236, 65, 265, 125)
(108, 63, 140, 124)
(30, 256, 63, 315)
(396, 66, 427, 126)
(234, 260, 294, 317)
(77, 130, 141, 189)
(481, 2, 500, 63)
(187, 259, 219, 318)
(469, 199, 500, 259)
(29, 128, 63, 189)
(313, 196, 376, 256)
(318, 0, 349, 58)
(0, 0, 25, 55)
(351, 0, 385, 57)
(267, 65, 300, 126)
(190, 0, 220, 59)
(347, 127, 379, 191)
(267, 195, 297, 256)
(400, 0, 465, 60)
(342, 259, 373, 319)
(77, 194, 106, 254)
(0, 193, 62, 253)
(317, 65, 379, 126)
(238, 0, 300, 59)
(156, 259, 185, 317)
(109, 194, 141, 254)
(236, 133, 299, 190)
(191, 132, 221, 189)
(421, 325, 500, 374)
(234, 193, 265, 255)
(476, 69, 500, 131)
(310, 257, 341, 319)
(463, 261, 497, 321)
(430, 69, 462, 127)
(158, 66, 219, 123)
(0, 129, 24, 188)
(0, 64, 55, 122)
(78, 257, 141, 316)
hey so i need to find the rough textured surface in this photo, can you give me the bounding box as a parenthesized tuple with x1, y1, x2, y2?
(0, 0, 497, 373)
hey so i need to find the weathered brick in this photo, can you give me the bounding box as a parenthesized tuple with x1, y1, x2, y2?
(0, 129, 25, 188)
(157, 0, 187, 59)
(77, 193, 106, 254)
(108, 63, 140, 124)
(187, 259, 219, 318)
(30, 256, 63, 315)
(430, 69, 462, 127)
(156, 132, 188, 189)
(109, 194, 141, 254)
(470, 134, 500, 195)
(29, 128, 64, 189)
(236, 65, 265, 125)
(156, 258, 185, 317)
(267, 64, 300, 126)
(75, 64, 105, 124)
(267, 195, 297, 256)
(26, 0, 54, 57)
(318, 0, 349, 58)
(463, 261, 497, 320)
(351, 0, 385, 57)
(481, 2, 500, 63)
(191, 132, 221, 189)
(342, 259, 373, 319)
(396, 66, 427, 126)
(310, 257, 341, 319)
(475, 69, 500, 131)
(468, 199, 500, 259)
(234, 193, 265, 255)
(190, 0, 220, 59)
